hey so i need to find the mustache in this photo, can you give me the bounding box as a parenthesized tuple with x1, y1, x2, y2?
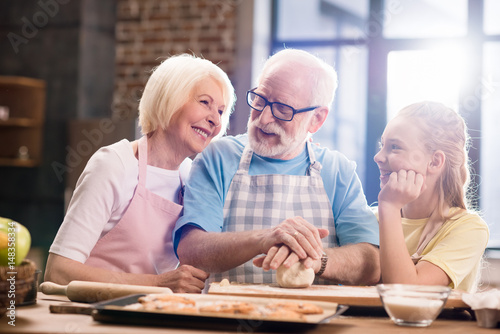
(248, 118, 285, 137)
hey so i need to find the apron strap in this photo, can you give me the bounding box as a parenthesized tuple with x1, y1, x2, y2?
(138, 135, 184, 204)
(410, 208, 467, 264)
(237, 145, 254, 174)
(306, 141, 322, 176)
(238, 141, 322, 176)
(137, 136, 148, 186)
(410, 216, 443, 264)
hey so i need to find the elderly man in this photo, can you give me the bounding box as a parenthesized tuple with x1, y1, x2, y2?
(174, 49, 380, 285)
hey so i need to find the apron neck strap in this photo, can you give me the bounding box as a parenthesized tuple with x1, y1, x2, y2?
(410, 207, 466, 263)
(306, 141, 322, 176)
(238, 145, 253, 173)
(238, 140, 322, 175)
(410, 215, 443, 264)
(137, 136, 148, 185)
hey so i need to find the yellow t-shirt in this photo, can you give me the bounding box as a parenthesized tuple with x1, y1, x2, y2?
(401, 207, 489, 293)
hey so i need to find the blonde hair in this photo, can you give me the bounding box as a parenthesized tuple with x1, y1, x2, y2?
(258, 48, 338, 108)
(397, 101, 473, 218)
(138, 54, 235, 137)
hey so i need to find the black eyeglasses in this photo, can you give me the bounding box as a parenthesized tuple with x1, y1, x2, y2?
(246, 88, 319, 122)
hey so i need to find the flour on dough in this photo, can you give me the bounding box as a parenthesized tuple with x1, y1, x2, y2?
(276, 262, 315, 288)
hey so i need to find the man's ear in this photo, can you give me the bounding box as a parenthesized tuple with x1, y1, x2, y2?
(428, 150, 446, 174)
(308, 106, 329, 134)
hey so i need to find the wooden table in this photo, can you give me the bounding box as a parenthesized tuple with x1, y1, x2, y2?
(0, 293, 495, 333)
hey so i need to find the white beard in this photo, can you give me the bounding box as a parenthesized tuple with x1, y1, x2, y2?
(247, 116, 310, 159)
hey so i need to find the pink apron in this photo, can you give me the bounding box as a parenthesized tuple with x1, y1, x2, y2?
(85, 136, 183, 274)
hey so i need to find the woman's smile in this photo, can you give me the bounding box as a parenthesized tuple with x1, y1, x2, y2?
(192, 126, 210, 140)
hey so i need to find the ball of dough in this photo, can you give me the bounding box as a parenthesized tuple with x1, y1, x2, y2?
(276, 262, 315, 288)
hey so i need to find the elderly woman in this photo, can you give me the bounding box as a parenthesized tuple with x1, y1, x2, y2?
(45, 54, 235, 293)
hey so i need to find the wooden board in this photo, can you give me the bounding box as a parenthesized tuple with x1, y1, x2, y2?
(208, 283, 468, 309)
(49, 302, 94, 315)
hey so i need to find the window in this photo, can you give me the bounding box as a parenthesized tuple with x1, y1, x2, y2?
(387, 48, 466, 120)
(383, 0, 468, 39)
(481, 42, 500, 248)
(273, 0, 370, 185)
(272, 0, 500, 248)
(484, 0, 500, 35)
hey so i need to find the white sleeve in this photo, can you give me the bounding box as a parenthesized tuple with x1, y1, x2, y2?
(49, 142, 133, 263)
(179, 157, 193, 183)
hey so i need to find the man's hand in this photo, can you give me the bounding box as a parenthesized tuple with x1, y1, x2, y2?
(253, 245, 322, 273)
(254, 217, 329, 271)
(257, 216, 328, 263)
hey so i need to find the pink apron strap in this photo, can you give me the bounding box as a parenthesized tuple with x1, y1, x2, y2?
(137, 136, 148, 186)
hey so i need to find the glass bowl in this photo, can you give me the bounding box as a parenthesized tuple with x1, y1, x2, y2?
(376, 284, 451, 327)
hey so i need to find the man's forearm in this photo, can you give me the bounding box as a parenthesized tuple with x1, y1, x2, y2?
(321, 243, 380, 285)
(176, 225, 266, 273)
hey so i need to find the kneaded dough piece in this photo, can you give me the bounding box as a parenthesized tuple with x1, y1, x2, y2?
(276, 262, 315, 288)
(219, 278, 230, 287)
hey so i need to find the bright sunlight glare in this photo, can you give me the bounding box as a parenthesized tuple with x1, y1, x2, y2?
(387, 45, 467, 120)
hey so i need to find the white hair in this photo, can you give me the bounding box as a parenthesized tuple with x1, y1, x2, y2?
(258, 48, 338, 108)
(139, 54, 235, 137)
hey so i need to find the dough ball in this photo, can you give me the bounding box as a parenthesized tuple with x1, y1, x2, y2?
(276, 262, 315, 288)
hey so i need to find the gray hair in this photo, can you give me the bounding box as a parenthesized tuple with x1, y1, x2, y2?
(258, 49, 338, 109)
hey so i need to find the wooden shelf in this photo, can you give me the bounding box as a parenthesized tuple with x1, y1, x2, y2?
(0, 118, 40, 127)
(0, 157, 40, 168)
(0, 76, 46, 88)
(0, 76, 46, 167)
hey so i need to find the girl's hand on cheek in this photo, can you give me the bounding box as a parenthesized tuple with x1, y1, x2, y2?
(378, 169, 425, 209)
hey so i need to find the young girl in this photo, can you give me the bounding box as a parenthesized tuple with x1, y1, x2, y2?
(374, 101, 489, 293)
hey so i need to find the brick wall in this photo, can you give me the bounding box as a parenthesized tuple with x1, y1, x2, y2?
(112, 0, 238, 122)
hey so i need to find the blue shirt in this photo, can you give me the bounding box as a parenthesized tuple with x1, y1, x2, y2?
(173, 134, 379, 253)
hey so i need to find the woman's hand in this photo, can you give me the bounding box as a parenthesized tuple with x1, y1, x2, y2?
(155, 264, 209, 293)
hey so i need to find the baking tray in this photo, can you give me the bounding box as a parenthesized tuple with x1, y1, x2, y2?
(91, 293, 347, 332)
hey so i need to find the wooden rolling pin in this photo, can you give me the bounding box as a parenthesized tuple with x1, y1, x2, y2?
(40, 280, 173, 303)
